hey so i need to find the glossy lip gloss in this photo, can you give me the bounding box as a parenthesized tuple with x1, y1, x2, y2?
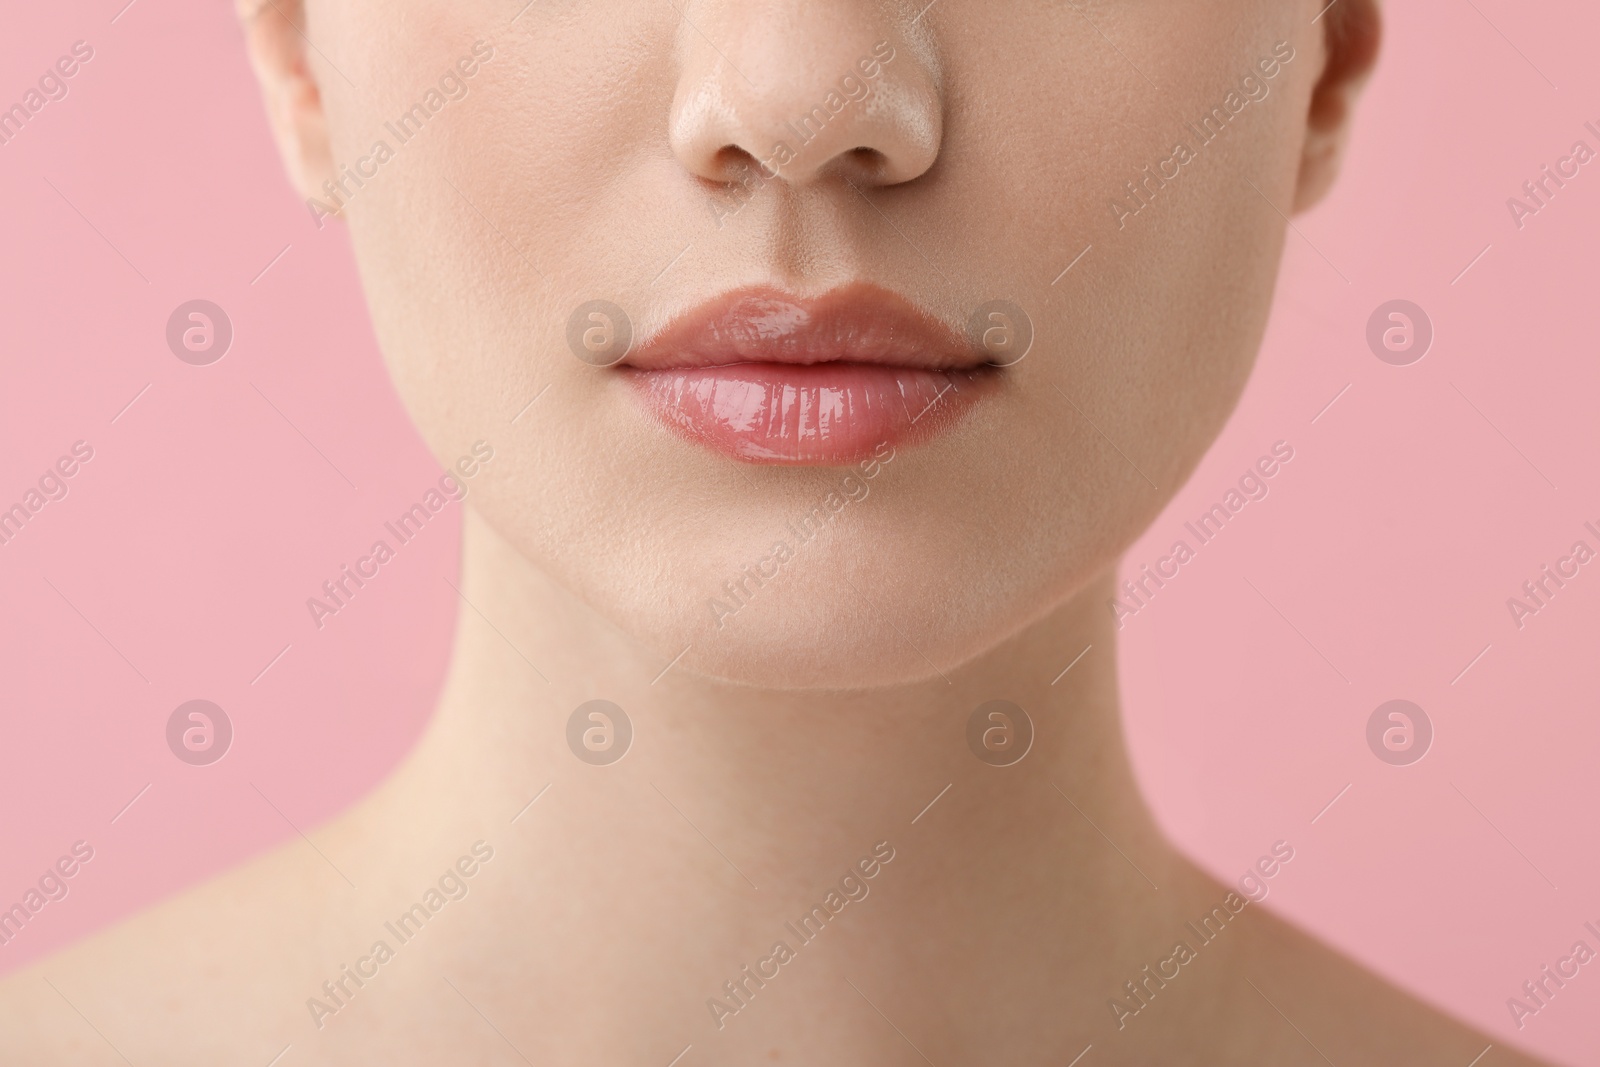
(620, 284, 998, 465)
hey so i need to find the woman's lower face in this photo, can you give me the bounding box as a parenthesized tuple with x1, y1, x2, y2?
(294, 0, 1321, 688)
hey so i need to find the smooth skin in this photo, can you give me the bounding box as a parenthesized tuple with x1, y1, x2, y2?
(0, 0, 1562, 1064)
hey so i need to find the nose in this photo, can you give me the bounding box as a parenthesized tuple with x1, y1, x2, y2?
(667, 4, 943, 188)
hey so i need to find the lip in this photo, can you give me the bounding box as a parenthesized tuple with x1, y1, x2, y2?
(620, 284, 997, 465)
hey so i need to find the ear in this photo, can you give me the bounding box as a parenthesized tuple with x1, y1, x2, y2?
(1293, 0, 1382, 212)
(237, 0, 336, 207)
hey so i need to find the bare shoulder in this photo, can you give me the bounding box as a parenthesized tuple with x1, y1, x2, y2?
(1225, 901, 1562, 1067)
(0, 839, 351, 1067)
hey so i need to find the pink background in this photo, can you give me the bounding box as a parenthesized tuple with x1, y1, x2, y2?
(2, 1, 1597, 1062)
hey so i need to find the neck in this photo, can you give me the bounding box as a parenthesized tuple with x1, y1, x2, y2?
(365, 506, 1218, 1054)
(415, 506, 1162, 856)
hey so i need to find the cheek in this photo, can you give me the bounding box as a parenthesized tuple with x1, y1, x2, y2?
(328, 3, 1310, 688)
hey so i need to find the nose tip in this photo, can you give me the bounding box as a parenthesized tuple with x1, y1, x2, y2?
(668, 31, 941, 189)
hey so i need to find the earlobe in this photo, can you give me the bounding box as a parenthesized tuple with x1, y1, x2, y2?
(238, 0, 336, 208)
(1293, 0, 1382, 212)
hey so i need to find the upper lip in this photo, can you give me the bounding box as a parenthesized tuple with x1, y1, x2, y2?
(620, 283, 982, 371)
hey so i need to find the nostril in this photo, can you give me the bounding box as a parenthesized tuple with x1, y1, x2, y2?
(710, 144, 767, 184)
(838, 145, 888, 180)
(667, 25, 942, 190)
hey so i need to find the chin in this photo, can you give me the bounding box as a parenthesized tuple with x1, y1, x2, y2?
(633, 593, 978, 693)
(544, 513, 1094, 691)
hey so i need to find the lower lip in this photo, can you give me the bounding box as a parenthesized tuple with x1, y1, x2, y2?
(626, 363, 991, 465)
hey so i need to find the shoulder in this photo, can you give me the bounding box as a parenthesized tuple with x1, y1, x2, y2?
(1224, 903, 1560, 1067)
(0, 840, 346, 1066)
